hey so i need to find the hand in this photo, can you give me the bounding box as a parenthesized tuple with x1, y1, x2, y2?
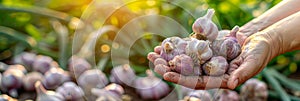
(227, 32, 275, 89)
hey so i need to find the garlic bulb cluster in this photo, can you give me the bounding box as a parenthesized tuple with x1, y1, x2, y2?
(156, 9, 241, 76)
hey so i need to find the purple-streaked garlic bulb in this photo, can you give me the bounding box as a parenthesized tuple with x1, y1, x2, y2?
(23, 72, 44, 91)
(169, 54, 202, 76)
(68, 56, 91, 79)
(185, 38, 213, 64)
(0, 94, 18, 101)
(240, 79, 268, 101)
(13, 52, 36, 71)
(1, 68, 24, 98)
(42, 68, 71, 89)
(134, 70, 170, 99)
(7, 65, 27, 74)
(33, 55, 54, 74)
(215, 89, 239, 101)
(212, 26, 241, 60)
(192, 9, 219, 41)
(35, 81, 65, 101)
(109, 64, 136, 86)
(203, 56, 228, 76)
(78, 69, 109, 95)
(182, 90, 211, 101)
(92, 83, 125, 99)
(160, 37, 187, 61)
(56, 82, 85, 101)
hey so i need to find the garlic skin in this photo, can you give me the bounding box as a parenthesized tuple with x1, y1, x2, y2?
(192, 9, 219, 41)
(212, 26, 241, 60)
(160, 37, 187, 61)
(78, 69, 109, 99)
(202, 56, 228, 76)
(0, 62, 8, 72)
(68, 56, 91, 79)
(7, 65, 27, 74)
(91, 88, 122, 101)
(183, 90, 211, 101)
(92, 83, 124, 98)
(240, 79, 268, 101)
(56, 82, 85, 101)
(35, 81, 65, 101)
(134, 70, 170, 100)
(42, 68, 71, 89)
(33, 55, 54, 74)
(216, 30, 230, 40)
(185, 38, 213, 64)
(109, 64, 136, 86)
(169, 54, 202, 76)
(215, 89, 239, 101)
(15, 52, 36, 71)
(23, 72, 44, 91)
(1, 68, 24, 98)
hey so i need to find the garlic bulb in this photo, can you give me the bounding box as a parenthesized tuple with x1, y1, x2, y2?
(240, 79, 268, 101)
(202, 56, 228, 76)
(185, 38, 213, 64)
(134, 70, 170, 99)
(169, 54, 202, 76)
(35, 81, 65, 101)
(56, 82, 85, 101)
(68, 56, 91, 79)
(212, 26, 241, 60)
(182, 90, 211, 101)
(160, 37, 187, 61)
(1, 68, 24, 97)
(109, 64, 136, 86)
(42, 68, 71, 89)
(215, 89, 239, 101)
(192, 9, 219, 41)
(78, 69, 109, 99)
(33, 55, 54, 74)
(23, 72, 44, 91)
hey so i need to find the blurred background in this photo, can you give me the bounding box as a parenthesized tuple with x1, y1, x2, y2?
(1, 0, 300, 100)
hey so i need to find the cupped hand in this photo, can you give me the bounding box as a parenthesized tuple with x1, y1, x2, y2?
(148, 32, 275, 90)
(227, 32, 275, 89)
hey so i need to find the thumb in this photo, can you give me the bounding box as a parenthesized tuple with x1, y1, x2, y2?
(236, 31, 248, 46)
